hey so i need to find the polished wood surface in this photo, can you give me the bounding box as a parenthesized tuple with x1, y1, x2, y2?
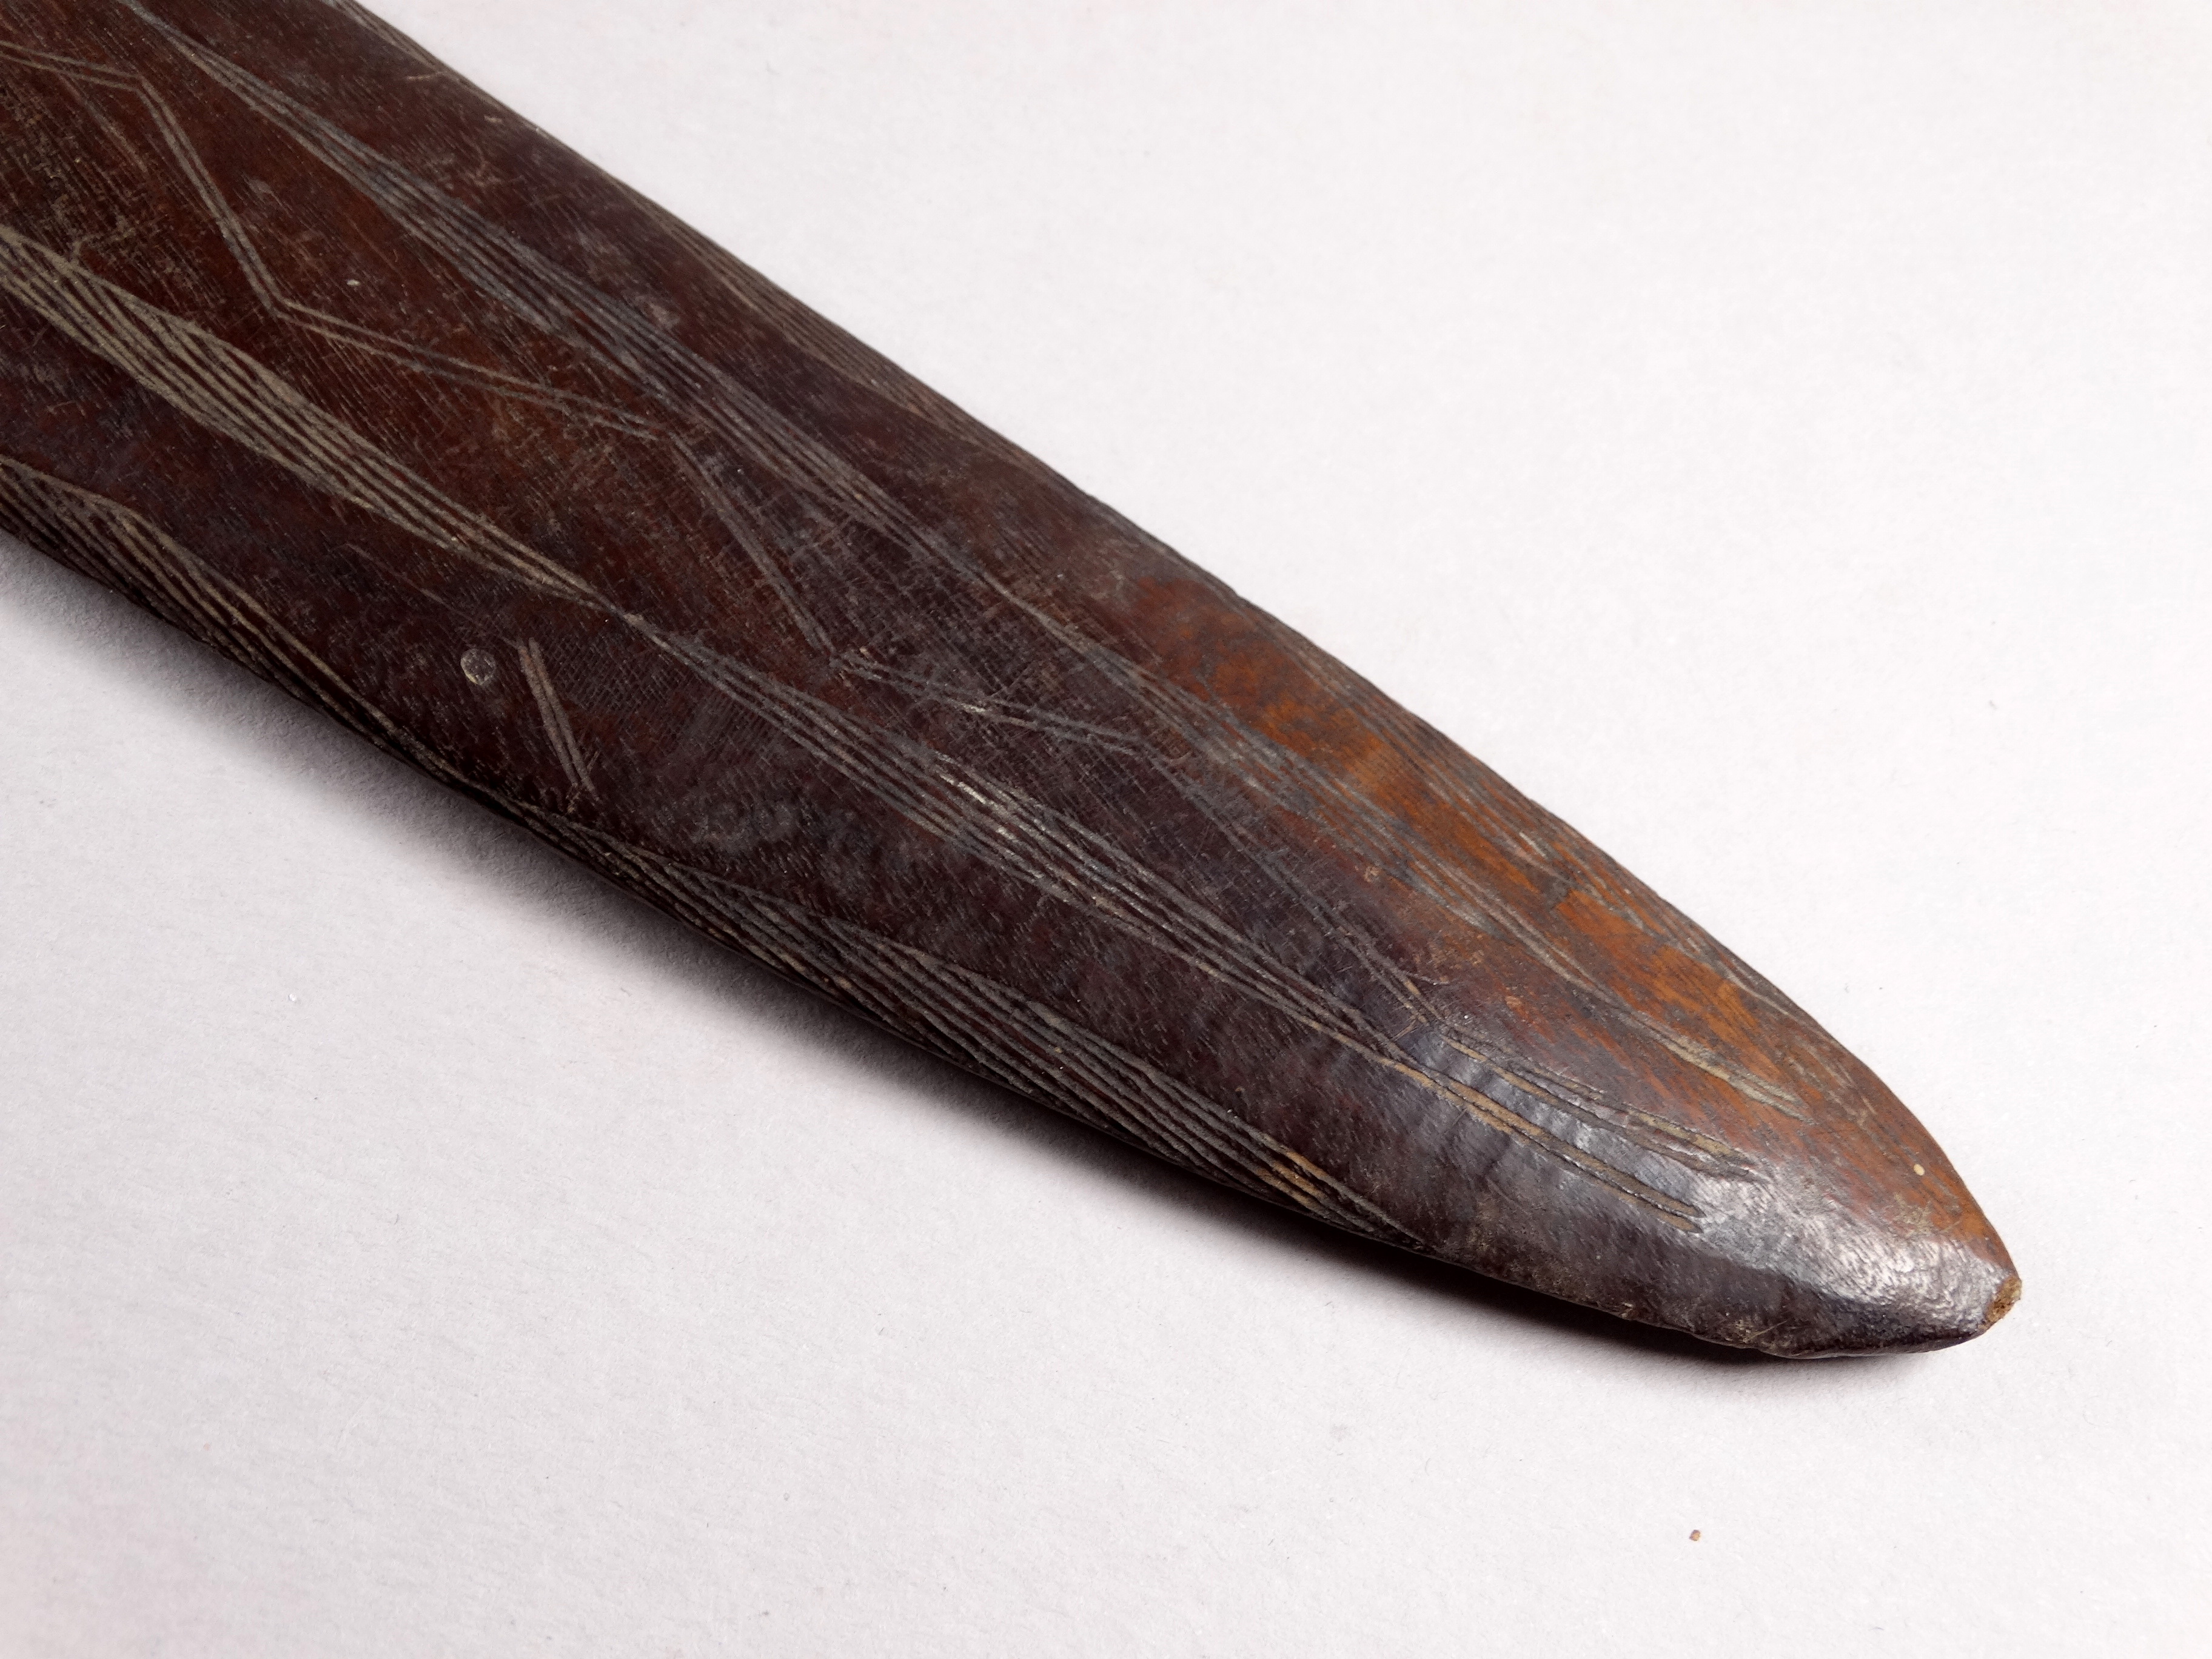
(0, 0, 2016, 1355)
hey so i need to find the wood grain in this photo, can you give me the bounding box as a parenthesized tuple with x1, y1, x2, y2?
(0, 0, 2017, 1355)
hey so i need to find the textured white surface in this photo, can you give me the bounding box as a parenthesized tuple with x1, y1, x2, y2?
(3, 2, 2207, 1652)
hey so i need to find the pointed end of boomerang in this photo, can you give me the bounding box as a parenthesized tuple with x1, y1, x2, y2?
(1625, 1112, 2021, 1360)
(1797, 1193, 2022, 1358)
(1484, 1161, 2022, 1359)
(1709, 1090, 2022, 1359)
(1747, 1212, 2021, 1359)
(1615, 1110, 2023, 1359)
(1365, 922, 2025, 1359)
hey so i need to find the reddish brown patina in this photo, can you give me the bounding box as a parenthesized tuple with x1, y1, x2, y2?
(0, 0, 2016, 1355)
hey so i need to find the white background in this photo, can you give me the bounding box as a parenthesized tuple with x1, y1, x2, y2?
(3, 2, 2207, 1652)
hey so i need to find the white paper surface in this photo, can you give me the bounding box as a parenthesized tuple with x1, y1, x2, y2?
(3, 3, 2206, 1652)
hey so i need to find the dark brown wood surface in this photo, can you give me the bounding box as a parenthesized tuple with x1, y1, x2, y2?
(0, 0, 2016, 1355)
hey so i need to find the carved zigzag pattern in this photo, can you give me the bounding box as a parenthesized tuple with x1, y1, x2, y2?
(0, 2, 1813, 1237)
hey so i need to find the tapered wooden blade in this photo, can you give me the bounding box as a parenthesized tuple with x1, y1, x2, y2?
(0, 0, 2016, 1355)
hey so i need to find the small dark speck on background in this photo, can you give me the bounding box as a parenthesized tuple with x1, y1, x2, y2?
(1689, 1530, 1701, 1541)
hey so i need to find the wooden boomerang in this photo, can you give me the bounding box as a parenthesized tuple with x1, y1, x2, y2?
(0, 0, 2018, 1355)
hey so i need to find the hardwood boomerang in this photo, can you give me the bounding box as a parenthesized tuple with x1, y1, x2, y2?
(0, 0, 2018, 1356)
